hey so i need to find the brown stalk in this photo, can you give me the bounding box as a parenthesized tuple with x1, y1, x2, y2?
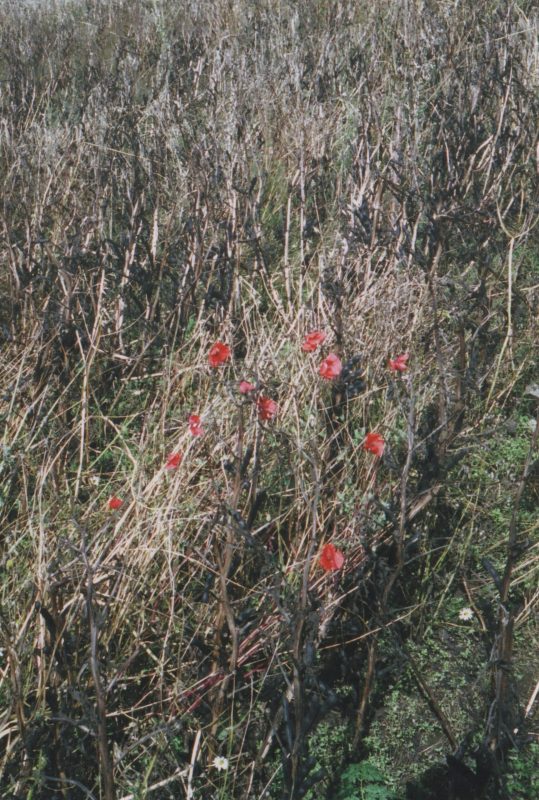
(289, 452, 321, 795)
(209, 402, 244, 739)
(81, 536, 116, 800)
(354, 379, 415, 748)
(485, 405, 539, 756)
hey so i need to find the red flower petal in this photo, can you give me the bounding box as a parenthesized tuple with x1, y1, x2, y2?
(239, 380, 256, 394)
(108, 496, 123, 510)
(165, 452, 183, 470)
(257, 396, 278, 421)
(388, 353, 409, 372)
(319, 543, 345, 571)
(319, 353, 342, 380)
(363, 432, 385, 457)
(208, 341, 231, 367)
(302, 330, 327, 352)
(188, 414, 203, 436)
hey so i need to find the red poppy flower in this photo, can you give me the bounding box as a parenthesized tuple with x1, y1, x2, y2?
(165, 452, 183, 470)
(257, 396, 278, 421)
(388, 353, 409, 372)
(108, 496, 123, 510)
(239, 380, 256, 394)
(363, 432, 385, 457)
(319, 353, 342, 380)
(208, 341, 231, 367)
(302, 330, 326, 352)
(188, 414, 203, 436)
(319, 543, 344, 571)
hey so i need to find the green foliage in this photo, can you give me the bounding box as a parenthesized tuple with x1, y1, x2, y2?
(506, 743, 539, 799)
(445, 409, 537, 578)
(366, 628, 486, 785)
(335, 761, 399, 800)
(302, 718, 350, 799)
(0, 444, 16, 516)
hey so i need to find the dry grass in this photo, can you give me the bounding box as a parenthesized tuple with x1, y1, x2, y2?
(0, 1, 538, 798)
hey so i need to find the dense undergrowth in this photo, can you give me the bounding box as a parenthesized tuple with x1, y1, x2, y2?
(0, 1, 538, 798)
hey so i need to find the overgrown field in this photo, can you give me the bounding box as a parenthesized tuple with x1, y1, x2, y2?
(1, 1, 538, 798)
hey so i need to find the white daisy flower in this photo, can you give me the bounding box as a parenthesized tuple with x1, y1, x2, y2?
(458, 607, 474, 622)
(212, 756, 229, 771)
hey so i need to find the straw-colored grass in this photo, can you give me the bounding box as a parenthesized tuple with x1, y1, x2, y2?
(0, 1, 538, 798)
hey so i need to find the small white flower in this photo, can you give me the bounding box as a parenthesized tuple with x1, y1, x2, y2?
(212, 756, 229, 771)
(459, 607, 474, 622)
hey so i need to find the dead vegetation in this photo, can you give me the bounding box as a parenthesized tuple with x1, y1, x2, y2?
(0, 1, 538, 798)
